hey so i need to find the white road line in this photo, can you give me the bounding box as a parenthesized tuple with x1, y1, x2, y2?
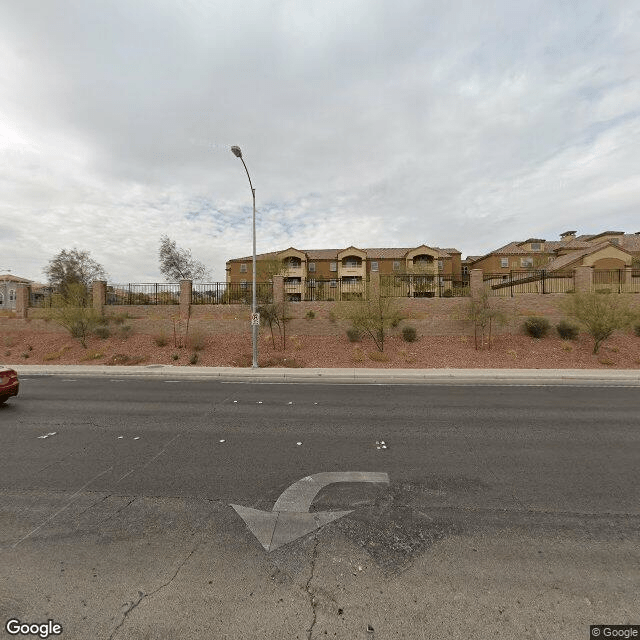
(10, 466, 113, 548)
(116, 433, 181, 483)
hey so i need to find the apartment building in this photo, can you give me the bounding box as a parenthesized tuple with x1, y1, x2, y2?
(469, 230, 640, 274)
(226, 244, 462, 301)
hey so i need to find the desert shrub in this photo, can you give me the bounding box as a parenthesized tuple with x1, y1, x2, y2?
(153, 333, 168, 347)
(367, 351, 390, 362)
(305, 310, 315, 319)
(556, 321, 579, 340)
(44, 282, 100, 348)
(346, 327, 362, 342)
(3, 336, 16, 347)
(441, 289, 453, 298)
(111, 313, 128, 325)
(328, 310, 337, 323)
(189, 352, 199, 365)
(21, 352, 29, 359)
(401, 326, 417, 342)
(561, 292, 636, 354)
(81, 350, 104, 361)
(188, 329, 206, 351)
(118, 325, 132, 339)
(171, 353, 179, 361)
(634, 323, 640, 337)
(94, 325, 111, 339)
(523, 317, 550, 338)
(26, 344, 33, 351)
(106, 353, 146, 365)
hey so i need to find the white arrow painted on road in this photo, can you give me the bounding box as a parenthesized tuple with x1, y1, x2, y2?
(231, 471, 389, 552)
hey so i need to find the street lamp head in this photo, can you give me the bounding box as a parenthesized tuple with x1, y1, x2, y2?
(231, 145, 242, 158)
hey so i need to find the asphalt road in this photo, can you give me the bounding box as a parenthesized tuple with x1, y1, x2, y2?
(1, 376, 639, 639)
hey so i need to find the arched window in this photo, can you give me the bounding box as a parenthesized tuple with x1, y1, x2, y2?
(9, 289, 16, 301)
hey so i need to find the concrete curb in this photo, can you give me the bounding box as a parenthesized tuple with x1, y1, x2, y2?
(8, 364, 640, 385)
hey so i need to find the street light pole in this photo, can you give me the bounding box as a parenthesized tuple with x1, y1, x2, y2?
(231, 146, 258, 368)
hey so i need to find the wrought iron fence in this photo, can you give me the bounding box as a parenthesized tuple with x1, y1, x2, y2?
(483, 271, 575, 296)
(29, 285, 92, 307)
(192, 282, 273, 304)
(380, 275, 470, 298)
(592, 269, 640, 294)
(303, 278, 367, 301)
(106, 283, 180, 305)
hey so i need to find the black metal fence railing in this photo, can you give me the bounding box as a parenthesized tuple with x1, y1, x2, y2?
(107, 283, 180, 305)
(192, 282, 273, 304)
(303, 279, 368, 301)
(483, 271, 575, 296)
(592, 269, 640, 294)
(380, 274, 470, 298)
(29, 285, 92, 308)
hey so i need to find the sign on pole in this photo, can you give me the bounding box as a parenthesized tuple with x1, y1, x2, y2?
(250, 312, 260, 326)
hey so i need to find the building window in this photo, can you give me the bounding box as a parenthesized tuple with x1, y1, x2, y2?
(500, 258, 509, 268)
(330, 279, 337, 288)
(330, 262, 337, 272)
(308, 279, 316, 288)
(462, 266, 469, 275)
(240, 280, 247, 289)
(9, 289, 16, 301)
(371, 261, 378, 271)
(344, 259, 360, 268)
(530, 243, 541, 251)
(437, 260, 443, 270)
(521, 258, 533, 268)
(308, 262, 316, 272)
(240, 263, 247, 273)
(392, 261, 400, 271)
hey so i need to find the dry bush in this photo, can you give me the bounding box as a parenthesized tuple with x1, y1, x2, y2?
(81, 350, 104, 361)
(368, 351, 390, 362)
(188, 329, 206, 351)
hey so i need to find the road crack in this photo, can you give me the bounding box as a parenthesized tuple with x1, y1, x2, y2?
(305, 535, 321, 640)
(107, 540, 202, 640)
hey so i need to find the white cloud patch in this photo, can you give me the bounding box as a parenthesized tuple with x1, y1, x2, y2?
(1, 0, 639, 282)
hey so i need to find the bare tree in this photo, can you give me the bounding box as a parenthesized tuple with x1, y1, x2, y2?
(44, 248, 107, 301)
(159, 236, 211, 282)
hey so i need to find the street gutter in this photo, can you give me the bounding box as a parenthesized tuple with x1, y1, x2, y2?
(9, 364, 640, 386)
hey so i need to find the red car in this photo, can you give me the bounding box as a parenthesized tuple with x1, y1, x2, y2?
(0, 367, 19, 404)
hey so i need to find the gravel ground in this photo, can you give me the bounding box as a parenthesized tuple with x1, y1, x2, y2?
(2, 328, 640, 369)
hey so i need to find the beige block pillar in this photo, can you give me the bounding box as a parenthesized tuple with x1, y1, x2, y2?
(470, 269, 484, 297)
(93, 280, 106, 314)
(574, 266, 592, 293)
(272, 275, 284, 304)
(16, 284, 31, 319)
(180, 280, 192, 320)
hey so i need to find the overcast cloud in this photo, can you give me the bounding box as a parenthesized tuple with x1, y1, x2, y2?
(1, 0, 639, 283)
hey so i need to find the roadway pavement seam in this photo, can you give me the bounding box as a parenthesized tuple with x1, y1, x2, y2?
(107, 536, 205, 639)
(305, 534, 321, 640)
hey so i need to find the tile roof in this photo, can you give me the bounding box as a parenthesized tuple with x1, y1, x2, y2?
(546, 241, 634, 271)
(229, 246, 461, 262)
(0, 274, 32, 283)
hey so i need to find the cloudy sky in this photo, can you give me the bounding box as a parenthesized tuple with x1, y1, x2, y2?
(1, 0, 639, 284)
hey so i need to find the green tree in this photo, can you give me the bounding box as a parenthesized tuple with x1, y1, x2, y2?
(44, 248, 107, 301)
(44, 282, 100, 348)
(561, 292, 637, 354)
(159, 236, 211, 281)
(341, 284, 403, 351)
